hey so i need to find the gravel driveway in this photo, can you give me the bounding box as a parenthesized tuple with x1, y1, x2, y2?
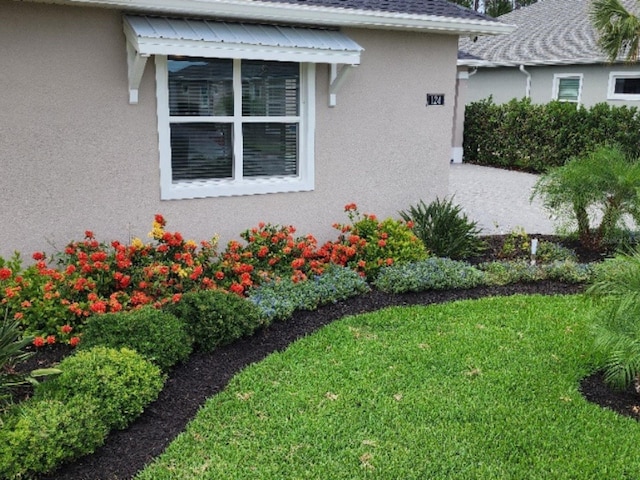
(449, 163, 556, 235)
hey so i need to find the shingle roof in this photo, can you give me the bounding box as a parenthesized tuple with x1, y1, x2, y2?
(264, 0, 494, 22)
(459, 0, 639, 66)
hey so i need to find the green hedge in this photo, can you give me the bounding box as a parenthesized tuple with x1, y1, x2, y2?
(463, 98, 640, 173)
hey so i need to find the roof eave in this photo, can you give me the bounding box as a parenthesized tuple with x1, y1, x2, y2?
(457, 57, 621, 68)
(24, 0, 516, 35)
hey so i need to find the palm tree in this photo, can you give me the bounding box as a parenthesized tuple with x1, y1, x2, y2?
(591, 0, 640, 62)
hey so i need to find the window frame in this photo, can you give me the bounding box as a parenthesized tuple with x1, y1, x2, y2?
(552, 73, 583, 104)
(607, 71, 640, 101)
(155, 55, 316, 200)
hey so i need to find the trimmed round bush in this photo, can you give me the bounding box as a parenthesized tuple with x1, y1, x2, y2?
(0, 394, 108, 479)
(79, 307, 192, 372)
(34, 346, 165, 430)
(165, 290, 263, 352)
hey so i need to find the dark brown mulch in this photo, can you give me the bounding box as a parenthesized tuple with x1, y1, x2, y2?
(12, 236, 630, 480)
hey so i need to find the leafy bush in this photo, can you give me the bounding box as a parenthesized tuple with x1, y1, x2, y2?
(464, 98, 640, 172)
(0, 312, 34, 411)
(542, 261, 594, 284)
(249, 264, 370, 322)
(536, 241, 577, 263)
(165, 290, 263, 352)
(399, 197, 486, 260)
(35, 346, 165, 430)
(479, 260, 545, 286)
(532, 146, 640, 250)
(79, 306, 192, 372)
(479, 259, 592, 286)
(0, 394, 108, 479)
(373, 258, 485, 293)
(320, 204, 428, 280)
(587, 249, 640, 389)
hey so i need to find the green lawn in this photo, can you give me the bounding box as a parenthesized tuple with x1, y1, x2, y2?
(137, 294, 640, 479)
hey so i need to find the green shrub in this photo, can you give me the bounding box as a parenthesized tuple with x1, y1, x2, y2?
(399, 197, 486, 260)
(498, 227, 531, 260)
(0, 394, 108, 479)
(536, 241, 577, 263)
(532, 146, 640, 250)
(542, 261, 594, 283)
(464, 98, 640, 172)
(79, 306, 192, 372)
(35, 346, 165, 430)
(373, 258, 486, 294)
(249, 264, 370, 322)
(587, 249, 640, 389)
(165, 290, 263, 352)
(479, 260, 545, 286)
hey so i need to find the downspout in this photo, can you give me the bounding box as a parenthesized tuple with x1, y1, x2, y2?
(519, 64, 531, 98)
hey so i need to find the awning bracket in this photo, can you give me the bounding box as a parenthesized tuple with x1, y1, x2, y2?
(127, 42, 149, 105)
(329, 64, 356, 107)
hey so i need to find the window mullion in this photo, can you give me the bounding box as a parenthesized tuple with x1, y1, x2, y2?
(233, 58, 243, 182)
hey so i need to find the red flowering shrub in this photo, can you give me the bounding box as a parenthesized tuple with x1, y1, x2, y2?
(211, 223, 325, 296)
(320, 203, 428, 279)
(1, 216, 221, 338)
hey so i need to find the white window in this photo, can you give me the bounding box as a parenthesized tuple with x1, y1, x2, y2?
(122, 15, 363, 200)
(156, 56, 315, 199)
(608, 72, 640, 101)
(553, 74, 583, 104)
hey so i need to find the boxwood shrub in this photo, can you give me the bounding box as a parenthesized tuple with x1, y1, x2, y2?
(35, 346, 165, 430)
(165, 290, 263, 352)
(79, 307, 192, 372)
(0, 394, 108, 479)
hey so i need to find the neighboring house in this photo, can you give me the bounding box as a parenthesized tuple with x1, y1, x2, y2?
(0, 0, 510, 258)
(451, 0, 640, 163)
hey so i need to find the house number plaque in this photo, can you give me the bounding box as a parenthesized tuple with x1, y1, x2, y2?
(426, 94, 445, 106)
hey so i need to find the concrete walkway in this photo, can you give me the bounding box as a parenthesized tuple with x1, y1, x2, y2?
(448, 163, 556, 235)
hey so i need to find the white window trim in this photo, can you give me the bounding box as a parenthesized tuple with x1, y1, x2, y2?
(552, 73, 583, 104)
(607, 71, 640, 101)
(156, 56, 316, 200)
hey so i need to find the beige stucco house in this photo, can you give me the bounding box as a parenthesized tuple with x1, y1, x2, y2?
(0, 0, 510, 259)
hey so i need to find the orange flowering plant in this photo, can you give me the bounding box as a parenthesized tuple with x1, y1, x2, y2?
(1, 215, 221, 341)
(319, 203, 428, 279)
(212, 223, 326, 296)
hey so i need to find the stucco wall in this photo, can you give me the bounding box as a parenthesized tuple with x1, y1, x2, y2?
(467, 64, 640, 108)
(0, 0, 457, 259)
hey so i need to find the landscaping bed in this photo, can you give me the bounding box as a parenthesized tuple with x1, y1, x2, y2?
(4, 232, 633, 479)
(21, 280, 636, 480)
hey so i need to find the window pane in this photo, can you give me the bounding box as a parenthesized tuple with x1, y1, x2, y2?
(170, 123, 233, 181)
(242, 123, 298, 177)
(168, 57, 233, 116)
(242, 61, 299, 117)
(615, 77, 640, 94)
(558, 78, 579, 101)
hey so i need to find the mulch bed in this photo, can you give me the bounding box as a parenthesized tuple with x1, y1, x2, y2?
(9, 235, 634, 479)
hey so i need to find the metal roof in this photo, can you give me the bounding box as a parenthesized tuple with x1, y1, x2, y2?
(124, 15, 364, 63)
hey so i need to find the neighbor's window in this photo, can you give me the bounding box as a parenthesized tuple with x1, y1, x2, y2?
(156, 56, 315, 199)
(608, 72, 640, 100)
(553, 74, 582, 103)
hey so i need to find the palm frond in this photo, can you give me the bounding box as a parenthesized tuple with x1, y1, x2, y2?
(591, 0, 640, 62)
